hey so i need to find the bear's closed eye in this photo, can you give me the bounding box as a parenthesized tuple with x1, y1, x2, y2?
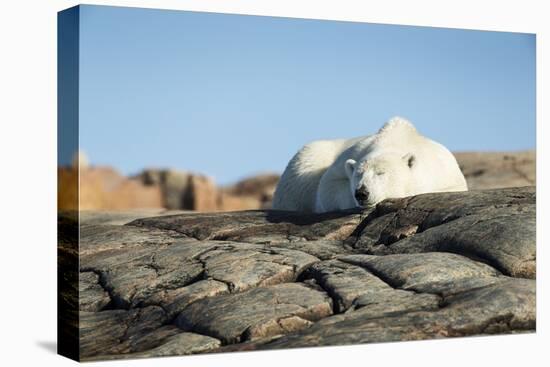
(407, 155, 415, 168)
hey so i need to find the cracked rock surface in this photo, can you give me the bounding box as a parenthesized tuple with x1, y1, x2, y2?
(61, 186, 535, 360)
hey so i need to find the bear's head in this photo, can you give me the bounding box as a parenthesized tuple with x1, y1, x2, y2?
(344, 152, 418, 208)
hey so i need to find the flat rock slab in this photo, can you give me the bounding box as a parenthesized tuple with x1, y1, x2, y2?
(62, 186, 536, 360)
(127, 209, 365, 243)
(302, 259, 398, 313)
(131, 332, 221, 358)
(85, 331, 221, 361)
(339, 252, 501, 296)
(196, 243, 319, 292)
(79, 306, 168, 358)
(271, 239, 355, 260)
(175, 283, 333, 344)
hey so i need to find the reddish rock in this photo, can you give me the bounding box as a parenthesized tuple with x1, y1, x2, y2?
(219, 173, 280, 210)
(454, 150, 535, 190)
(217, 192, 262, 211)
(188, 174, 218, 212)
(137, 169, 218, 211)
(58, 166, 163, 211)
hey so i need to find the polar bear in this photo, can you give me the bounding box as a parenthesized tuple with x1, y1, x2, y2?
(272, 117, 467, 213)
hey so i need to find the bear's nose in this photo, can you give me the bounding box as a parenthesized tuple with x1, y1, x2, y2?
(354, 189, 370, 205)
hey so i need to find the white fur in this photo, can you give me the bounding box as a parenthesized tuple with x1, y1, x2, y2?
(272, 117, 468, 213)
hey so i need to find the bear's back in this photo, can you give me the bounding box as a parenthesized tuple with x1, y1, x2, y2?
(272, 136, 367, 212)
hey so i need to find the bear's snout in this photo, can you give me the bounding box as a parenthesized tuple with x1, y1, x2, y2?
(354, 188, 370, 206)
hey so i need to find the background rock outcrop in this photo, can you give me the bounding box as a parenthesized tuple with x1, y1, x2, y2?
(138, 169, 219, 211)
(454, 150, 535, 189)
(58, 166, 163, 211)
(61, 186, 536, 361)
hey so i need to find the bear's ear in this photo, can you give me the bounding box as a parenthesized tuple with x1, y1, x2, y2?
(403, 153, 416, 168)
(345, 159, 356, 179)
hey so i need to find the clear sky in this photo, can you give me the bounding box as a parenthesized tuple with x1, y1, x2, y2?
(75, 5, 535, 185)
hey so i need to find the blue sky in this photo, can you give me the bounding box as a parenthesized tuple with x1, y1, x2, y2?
(75, 5, 535, 185)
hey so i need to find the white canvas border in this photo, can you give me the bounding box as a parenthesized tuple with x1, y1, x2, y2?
(0, 1, 546, 366)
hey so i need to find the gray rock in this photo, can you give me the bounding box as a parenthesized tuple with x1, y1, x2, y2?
(339, 252, 501, 296)
(302, 259, 395, 313)
(79, 224, 190, 260)
(229, 278, 534, 351)
(349, 187, 535, 278)
(85, 330, 221, 361)
(197, 243, 319, 292)
(64, 186, 535, 360)
(80, 237, 320, 310)
(79, 209, 188, 226)
(128, 208, 365, 242)
(144, 279, 230, 318)
(80, 240, 206, 308)
(79, 271, 111, 312)
(175, 283, 333, 344)
(79, 306, 168, 358)
(271, 239, 355, 260)
(132, 332, 221, 357)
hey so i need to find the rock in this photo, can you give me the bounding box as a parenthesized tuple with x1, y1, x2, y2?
(68, 165, 281, 213)
(129, 332, 221, 358)
(80, 237, 320, 312)
(175, 283, 333, 344)
(80, 167, 163, 210)
(79, 209, 188, 226)
(79, 306, 168, 358)
(454, 150, 535, 190)
(302, 259, 396, 313)
(238, 278, 534, 350)
(58, 166, 163, 211)
(339, 252, 501, 296)
(79, 224, 189, 262)
(217, 192, 263, 211)
(348, 187, 536, 278)
(138, 169, 218, 211)
(80, 239, 207, 309)
(62, 186, 535, 360)
(221, 173, 280, 209)
(86, 331, 222, 361)
(137, 170, 280, 211)
(144, 279, 230, 319)
(271, 240, 355, 260)
(195, 243, 319, 293)
(128, 208, 364, 243)
(79, 271, 111, 312)
(223, 174, 280, 199)
(139, 169, 190, 210)
(187, 174, 219, 211)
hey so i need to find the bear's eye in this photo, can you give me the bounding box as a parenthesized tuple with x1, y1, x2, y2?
(407, 155, 416, 168)
(375, 171, 385, 176)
